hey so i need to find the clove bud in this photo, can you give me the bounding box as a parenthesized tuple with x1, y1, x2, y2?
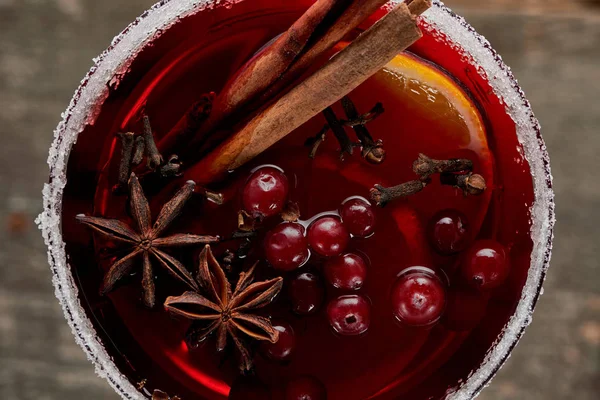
(115, 132, 135, 193)
(341, 97, 386, 164)
(440, 172, 487, 196)
(413, 153, 473, 180)
(370, 180, 428, 207)
(160, 155, 183, 178)
(143, 114, 163, 170)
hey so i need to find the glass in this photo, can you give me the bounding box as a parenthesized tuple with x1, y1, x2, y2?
(38, 1, 555, 399)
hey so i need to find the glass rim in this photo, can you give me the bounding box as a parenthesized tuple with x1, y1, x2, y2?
(37, 1, 555, 399)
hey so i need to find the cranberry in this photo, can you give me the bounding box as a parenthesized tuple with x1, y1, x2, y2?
(339, 197, 376, 237)
(327, 295, 370, 336)
(324, 253, 367, 291)
(392, 268, 446, 327)
(462, 240, 510, 290)
(307, 216, 349, 257)
(242, 166, 289, 218)
(289, 271, 325, 315)
(428, 209, 470, 255)
(260, 321, 296, 361)
(285, 376, 327, 400)
(265, 223, 309, 271)
(442, 288, 489, 331)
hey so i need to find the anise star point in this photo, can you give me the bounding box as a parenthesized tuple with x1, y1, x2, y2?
(164, 245, 283, 371)
(77, 173, 219, 308)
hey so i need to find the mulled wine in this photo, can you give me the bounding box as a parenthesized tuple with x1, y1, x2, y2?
(50, 1, 554, 400)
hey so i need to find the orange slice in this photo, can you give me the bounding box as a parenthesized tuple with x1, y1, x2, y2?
(383, 52, 491, 160)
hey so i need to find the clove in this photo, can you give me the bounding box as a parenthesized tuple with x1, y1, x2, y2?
(440, 172, 487, 196)
(306, 124, 330, 159)
(159, 155, 183, 178)
(341, 97, 386, 164)
(413, 153, 473, 180)
(115, 132, 135, 192)
(132, 136, 145, 165)
(143, 114, 163, 170)
(370, 154, 487, 207)
(370, 180, 428, 207)
(322, 107, 356, 160)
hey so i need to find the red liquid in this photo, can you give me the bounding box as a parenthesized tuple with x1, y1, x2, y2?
(61, 1, 535, 399)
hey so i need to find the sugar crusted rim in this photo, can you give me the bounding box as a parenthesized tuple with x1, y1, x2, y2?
(36, 1, 555, 399)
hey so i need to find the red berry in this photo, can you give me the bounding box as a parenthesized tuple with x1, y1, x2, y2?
(327, 295, 370, 336)
(339, 197, 376, 238)
(324, 253, 367, 291)
(392, 267, 446, 327)
(462, 240, 510, 290)
(307, 216, 349, 257)
(285, 376, 327, 400)
(289, 271, 325, 315)
(264, 223, 309, 271)
(260, 321, 296, 361)
(428, 209, 470, 255)
(243, 166, 289, 218)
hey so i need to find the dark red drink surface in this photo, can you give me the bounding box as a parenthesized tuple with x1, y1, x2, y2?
(61, 1, 535, 399)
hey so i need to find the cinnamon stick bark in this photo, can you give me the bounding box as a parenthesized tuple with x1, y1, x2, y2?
(185, 1, 429, 185)
(158, 0, 389, 155)
(207, 0, 347, 126)
(406, 0, 432, 15)
(256, 0, 390, 105)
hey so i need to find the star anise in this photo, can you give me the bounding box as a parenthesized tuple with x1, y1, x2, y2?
(77, 173, 220, 307)
(164, 245, 283, 371)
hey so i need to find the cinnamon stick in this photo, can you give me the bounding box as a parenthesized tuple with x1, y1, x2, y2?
(406, 0, 432, 15)
(258, 0, 390, 104)
(157, 0, 345, 154)
(158, 0, 390, 155)
(184, 1, 429, 185)
(208, 0, 346, 126)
